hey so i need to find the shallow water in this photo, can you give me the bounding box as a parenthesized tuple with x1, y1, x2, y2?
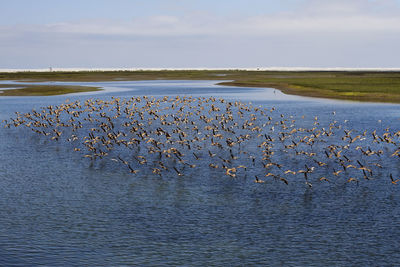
(0, 80, 400, 266)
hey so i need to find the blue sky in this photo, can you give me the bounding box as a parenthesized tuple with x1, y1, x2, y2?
(1, 0, 400, 68)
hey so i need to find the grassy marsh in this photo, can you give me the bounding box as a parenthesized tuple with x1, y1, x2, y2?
(1, 70, 400, 102)
(0, 84, 101, 96)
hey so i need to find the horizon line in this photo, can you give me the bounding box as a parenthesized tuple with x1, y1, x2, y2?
(1, 67, 400, 73)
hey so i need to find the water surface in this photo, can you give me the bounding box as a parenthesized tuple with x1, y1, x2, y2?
(0, 80, 399, 266)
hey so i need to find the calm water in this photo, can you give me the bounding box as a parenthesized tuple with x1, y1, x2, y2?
(1, 80, 400, 266)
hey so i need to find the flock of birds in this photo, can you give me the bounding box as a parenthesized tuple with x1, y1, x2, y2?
(3, 95, 400, 187)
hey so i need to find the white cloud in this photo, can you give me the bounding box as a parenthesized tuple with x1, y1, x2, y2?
(1, 0, 400, 39)
(238, 15, 400, 34)
(1, 0, 400, 68)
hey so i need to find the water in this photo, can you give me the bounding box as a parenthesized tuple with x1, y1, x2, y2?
(0, 80, 400, 266)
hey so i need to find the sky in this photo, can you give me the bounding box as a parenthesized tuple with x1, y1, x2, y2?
(1, 0, 400, 68)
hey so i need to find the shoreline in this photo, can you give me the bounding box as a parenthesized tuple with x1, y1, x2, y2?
(217, 81, 400, 104)
(1, 70, 400, 103)
(2, 67, 400, 73)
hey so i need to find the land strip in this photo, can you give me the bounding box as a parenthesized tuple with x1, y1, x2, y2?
(1, 70, 400, 102)
(0, 84, 101, 96)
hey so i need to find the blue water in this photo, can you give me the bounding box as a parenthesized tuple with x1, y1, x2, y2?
(0, 80, 400, 266)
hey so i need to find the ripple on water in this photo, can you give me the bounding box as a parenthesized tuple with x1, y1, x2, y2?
(0, 80, 399, 266)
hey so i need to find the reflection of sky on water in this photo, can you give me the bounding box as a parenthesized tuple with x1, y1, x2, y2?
(0, 79, 319, 101)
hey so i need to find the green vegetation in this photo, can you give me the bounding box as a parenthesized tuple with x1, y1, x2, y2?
(218, 71, 400, 103)
(0, 84, 101, 96)
(1, 70, 400, 102)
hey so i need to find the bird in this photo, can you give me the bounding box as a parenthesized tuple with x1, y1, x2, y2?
(254, 176, 265, 183)
(173, 167, 184, 176)
(390, 174, 399, 185)
(225, 167, 236, 177)
(347, 177, 358, 183)
(280, 177, 289, 185)
(319, 177, 329, 182)
(128, 165, 139, 174)
(333, 169, 343, 176)
(5, 94, 396, 189)
(284, 170, 296, 175)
